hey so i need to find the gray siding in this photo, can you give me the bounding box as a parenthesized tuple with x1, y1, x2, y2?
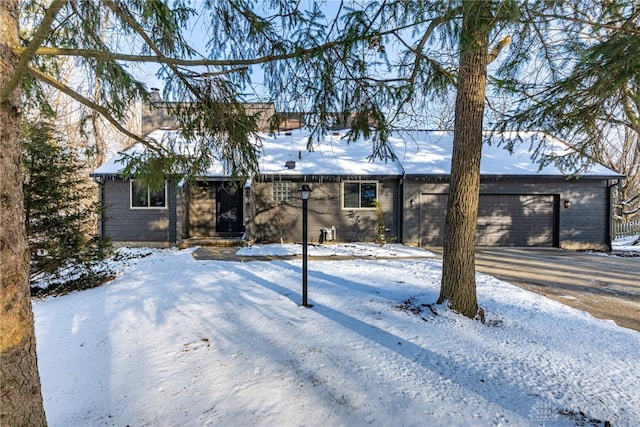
(98, 174, 613, 250)
(403, 177, 612, 250)
(248, 178, 400, 244)
(102, 178, 178, 243)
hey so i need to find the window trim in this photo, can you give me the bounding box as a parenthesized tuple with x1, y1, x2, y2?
(342, 181, 378, 210)
(130, 179, 168, 209)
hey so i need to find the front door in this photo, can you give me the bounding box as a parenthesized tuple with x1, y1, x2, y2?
(189, 182, 215, 237)
(216, 183, 243, 233)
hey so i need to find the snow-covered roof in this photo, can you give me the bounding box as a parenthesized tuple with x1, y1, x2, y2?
(258, 129, 404, 176)
(91, 128, 623, 179)
(390, 130, 623, 177)
(91, 129, 228, 178)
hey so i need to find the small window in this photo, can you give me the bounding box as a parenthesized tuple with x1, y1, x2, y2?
(343, 181, 377, 209)
(272, 181, 291, 202)
(130, 180, 167, 208)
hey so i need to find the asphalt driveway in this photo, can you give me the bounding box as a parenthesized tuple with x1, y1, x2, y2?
(427, 247, 640, 332)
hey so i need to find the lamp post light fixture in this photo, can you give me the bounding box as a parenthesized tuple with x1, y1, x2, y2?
(299, 184, 313, 307)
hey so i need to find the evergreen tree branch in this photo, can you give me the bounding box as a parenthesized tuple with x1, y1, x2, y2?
(15, 47, 234, 65)
(102, 1, 198, 96)
(26, 65, 154, 150)
(22, 31, 389, 67)
(541, 13, 640, 36)
(1, 0, 67, 103)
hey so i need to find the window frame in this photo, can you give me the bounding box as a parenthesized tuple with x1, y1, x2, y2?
(130, 179, 168, 209)
(342, 181, 378, 210)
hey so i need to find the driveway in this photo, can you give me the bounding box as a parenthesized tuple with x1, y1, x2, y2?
(426, 247, 640, 332)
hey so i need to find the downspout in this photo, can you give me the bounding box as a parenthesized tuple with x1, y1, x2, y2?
(243, 181, 252, 241)
(398, 176, 405, 244)
(92, 176, 106, 238)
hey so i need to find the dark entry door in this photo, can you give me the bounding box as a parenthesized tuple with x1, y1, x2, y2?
(189, 182, 215, 237)
(216, 183, 243, 233)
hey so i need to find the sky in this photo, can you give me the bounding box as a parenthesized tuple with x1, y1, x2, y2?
(33, 239, 640, 426)
(134, 1, 344, 99)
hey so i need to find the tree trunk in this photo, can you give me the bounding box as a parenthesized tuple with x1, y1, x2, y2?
(437, 1, 490, 318)
(1, 1, 48, 425)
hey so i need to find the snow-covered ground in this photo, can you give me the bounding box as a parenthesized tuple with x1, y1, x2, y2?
(34, 241, 640, 427)
(612, 234, 640, 254)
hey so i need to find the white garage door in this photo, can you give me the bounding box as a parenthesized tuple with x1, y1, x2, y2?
(419, 194, 556, 247)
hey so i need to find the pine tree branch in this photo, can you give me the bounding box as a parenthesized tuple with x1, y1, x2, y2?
(26, 66, 156, 151)
(408, 17, 450, 85)
(541, 13, 640, 36)
(18, 46, 305, 66)
(0, 0, 67, 102)
(18, 18, 419, 69)
(16, 47, 190, 64)
(101, 1, 197, 96)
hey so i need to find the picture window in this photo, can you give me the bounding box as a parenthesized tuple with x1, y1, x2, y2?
(130, 180, 167, 208)
(343, 182, 377, 209)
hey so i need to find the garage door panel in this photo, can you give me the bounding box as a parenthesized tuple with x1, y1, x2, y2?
(522, 223, 534, 232)
(420, 193, 555, 247)
(506, 209, 521, 217)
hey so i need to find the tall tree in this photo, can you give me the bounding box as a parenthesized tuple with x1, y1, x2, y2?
(1, 2, 48, 425)
(437, 1, 492, 317)
(23, 120, 110, 286)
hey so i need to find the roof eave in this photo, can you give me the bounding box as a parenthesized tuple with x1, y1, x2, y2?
(405, 173, 625, 180)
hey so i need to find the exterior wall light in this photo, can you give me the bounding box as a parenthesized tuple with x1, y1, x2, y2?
(564, 200, 571, 209)
(299, 184, 312, 201)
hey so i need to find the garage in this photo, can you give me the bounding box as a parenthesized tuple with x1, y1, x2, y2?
(419, 193, 557, 247)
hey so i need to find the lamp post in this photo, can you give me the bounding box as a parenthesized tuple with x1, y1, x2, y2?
(299, 184, 312, 307)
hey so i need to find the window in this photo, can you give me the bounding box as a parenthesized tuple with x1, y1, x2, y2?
(272, 181, 291, 202)
(343, 181, 377, 209)
(130, 180, 166, 208)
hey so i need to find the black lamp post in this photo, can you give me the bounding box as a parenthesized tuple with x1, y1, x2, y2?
(299, 184, 312, 307)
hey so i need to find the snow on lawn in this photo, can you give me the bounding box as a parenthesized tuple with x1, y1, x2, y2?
(34, 244, 640, 427)
(613, 234, 640, 254)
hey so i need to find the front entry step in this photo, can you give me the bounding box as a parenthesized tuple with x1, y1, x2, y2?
(179, 236, 246, 248)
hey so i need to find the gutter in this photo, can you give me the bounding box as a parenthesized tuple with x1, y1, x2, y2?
(404, 173, 626, 181)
